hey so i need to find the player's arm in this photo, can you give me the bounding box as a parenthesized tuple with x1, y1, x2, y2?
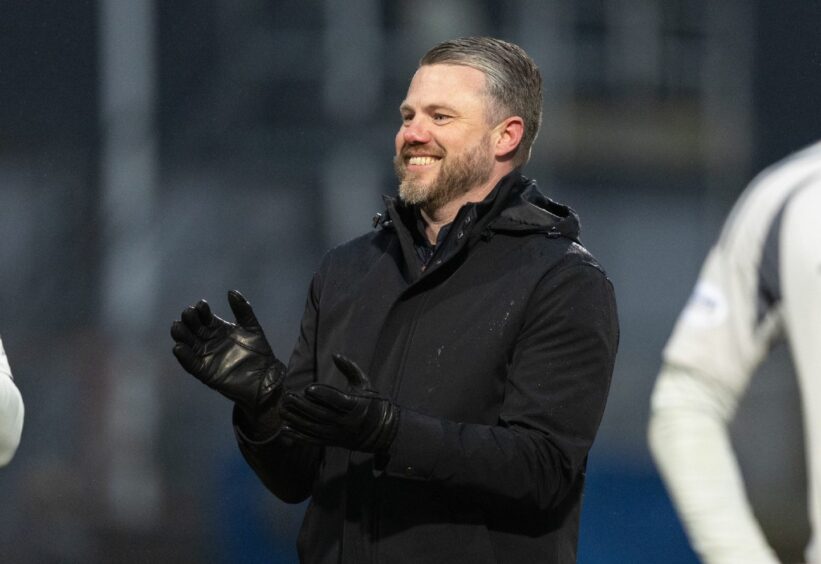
(648, 361, 779, 563)
(780, 185, 821, 564)
(648, 236, 780, 563)
(0, 337, 24, 467)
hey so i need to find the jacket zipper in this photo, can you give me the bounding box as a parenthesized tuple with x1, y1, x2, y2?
(370, 288, 432, 564)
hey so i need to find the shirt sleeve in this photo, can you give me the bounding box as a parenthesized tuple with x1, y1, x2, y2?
(648, 363, 780, 563)
(780, 185, 821, 564)
(648, 239, 781, 563)
(382, 261, 619, 513)
(0, 337, 24, 467)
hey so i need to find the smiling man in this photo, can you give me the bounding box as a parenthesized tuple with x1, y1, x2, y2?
(394, 64, 498, 228)
(172, 37, 619, 563)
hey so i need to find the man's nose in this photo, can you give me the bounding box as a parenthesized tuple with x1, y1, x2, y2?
(402, 119, 431, 145)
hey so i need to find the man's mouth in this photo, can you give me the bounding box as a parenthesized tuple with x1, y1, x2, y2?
(407, 156, 441, 166)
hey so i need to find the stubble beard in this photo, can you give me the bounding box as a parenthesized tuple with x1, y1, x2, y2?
(394, 135, 494, 213)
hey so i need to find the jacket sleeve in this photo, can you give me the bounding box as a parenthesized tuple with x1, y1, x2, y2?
(380, 261, 619, 513)
(233, 269, 325, 504)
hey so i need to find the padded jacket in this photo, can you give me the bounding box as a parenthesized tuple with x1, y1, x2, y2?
(235, 170, 619, 563)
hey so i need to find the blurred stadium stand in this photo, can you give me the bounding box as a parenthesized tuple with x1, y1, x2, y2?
(0, 1, 818, 561)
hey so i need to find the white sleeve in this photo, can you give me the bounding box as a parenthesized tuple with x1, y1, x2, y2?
(648, 363, 779, 564)
(648, 222, 780, 562)
(0, 337, 24, 467)
(780, 185, 821, 564)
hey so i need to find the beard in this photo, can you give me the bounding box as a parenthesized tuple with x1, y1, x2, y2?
(394, 134, 494, 211)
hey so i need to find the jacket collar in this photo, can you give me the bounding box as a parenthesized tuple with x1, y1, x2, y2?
(373, 171, 581, 283)
(375, 170, 580, 243)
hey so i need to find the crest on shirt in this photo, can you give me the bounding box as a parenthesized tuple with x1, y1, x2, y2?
(680, 281, 728, 328)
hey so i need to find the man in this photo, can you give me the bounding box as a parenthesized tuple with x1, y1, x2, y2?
(648, 141, 821, 563)
(0, 336, 24, 466)
(172, 37, 618, 563)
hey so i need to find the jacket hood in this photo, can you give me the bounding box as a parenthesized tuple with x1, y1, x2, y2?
(485, 174, 580, 241)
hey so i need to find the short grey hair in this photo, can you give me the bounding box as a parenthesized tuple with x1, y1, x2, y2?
(420, 36, 543, 165)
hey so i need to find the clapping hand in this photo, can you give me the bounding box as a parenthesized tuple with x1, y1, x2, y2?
(170, 290, 284, 423)
(281, 354, 400, 453)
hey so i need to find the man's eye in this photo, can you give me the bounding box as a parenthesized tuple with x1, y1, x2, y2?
(433, 114, 450, 122)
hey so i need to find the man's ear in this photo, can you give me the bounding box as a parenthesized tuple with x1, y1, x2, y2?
(493, 116, 525, 160)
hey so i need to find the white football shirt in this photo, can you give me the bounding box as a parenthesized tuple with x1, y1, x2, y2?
(649, 141, 821, 563)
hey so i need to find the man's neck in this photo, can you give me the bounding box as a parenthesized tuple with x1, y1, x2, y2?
(419, 175, 505, 245)
(419, 208, 452, 246)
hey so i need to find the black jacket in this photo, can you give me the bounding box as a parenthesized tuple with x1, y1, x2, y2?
(235, 171, 619, 563)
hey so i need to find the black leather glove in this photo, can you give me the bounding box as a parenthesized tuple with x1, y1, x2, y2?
(281, 354, 400, 453)
(170, 290, 285, 429)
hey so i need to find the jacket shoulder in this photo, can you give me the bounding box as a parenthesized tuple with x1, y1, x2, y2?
(561, 240, 608, 274)
(504, 229, 609, 277)
(315, 228, 394, 281)
(325, 228, 391, 260)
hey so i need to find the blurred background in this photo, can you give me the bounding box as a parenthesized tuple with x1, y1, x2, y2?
(0, 0, 819, 562)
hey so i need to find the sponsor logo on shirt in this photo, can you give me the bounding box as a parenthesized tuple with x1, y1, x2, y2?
(680, 281, 728, 328)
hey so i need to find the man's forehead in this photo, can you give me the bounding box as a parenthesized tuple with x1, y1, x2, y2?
(401, 63, 488, 106)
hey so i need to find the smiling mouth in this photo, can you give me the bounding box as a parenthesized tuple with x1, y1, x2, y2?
(407, 156, 441, 166)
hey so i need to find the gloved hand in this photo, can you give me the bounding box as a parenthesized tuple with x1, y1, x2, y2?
(281, 354, 400, 453)
(170, 290, 285, 427)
